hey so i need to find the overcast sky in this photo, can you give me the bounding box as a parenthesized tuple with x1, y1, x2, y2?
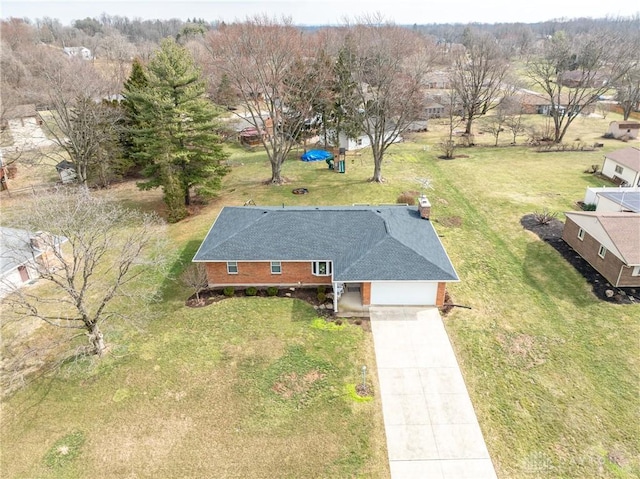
(1, 0, 637, 26)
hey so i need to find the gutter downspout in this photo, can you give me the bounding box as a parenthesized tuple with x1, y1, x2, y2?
(333, 281, 338, 313)
(615, 265, 625, 288)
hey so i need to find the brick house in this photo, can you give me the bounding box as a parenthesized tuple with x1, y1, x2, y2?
(562, 212, 640, 287)
(193, 201, 459, 314)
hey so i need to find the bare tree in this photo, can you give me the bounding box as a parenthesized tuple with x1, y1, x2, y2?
(38, 56, 124, 186)
(207, 16, 324, 184)
(503, 101, 526, 144)
(451, 30, 511, 136)
(339, 19, 434, 182)
(438, 90, 464, 159)
(181, 263, 209, 303)
(1, 188, 167, 356)
(481, 94, 520, 146)
(95, 29, 135, 93)
(616, 64, 640, 121)
(526, 30, 632, 143)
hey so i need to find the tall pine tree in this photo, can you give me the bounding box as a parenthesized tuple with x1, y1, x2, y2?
(122, 57, 148, 170)
(123, 39, 227, 222)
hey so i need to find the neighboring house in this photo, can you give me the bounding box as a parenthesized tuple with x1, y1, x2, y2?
(601, 147, 640, 186)
(559, 70, 608, 88)
(513, 90, 549, 114)
(0, 227, 65, 297)
(424, 71, 451, 89)
(336, 130, 371, 151)
(583, 187, 640, 213)
(55, 160, 77, 184)
(594, 190, 640, 213)
(607, 121, 640, 140)
(327, 128, 402, 152)
(424, 101, 445, 118)
(405, 120, 429, 133)
(513, 89, 596, 116)
(63, 46, 93, 60)
(1, 104, 39, 129)
(193, 201, 459, 314)
(562, 212, 640, 287)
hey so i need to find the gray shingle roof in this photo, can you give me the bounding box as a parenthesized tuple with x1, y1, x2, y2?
(0, 227, 41, 275)
(606, 147, 640, 172)
(193, 206, 458, 282)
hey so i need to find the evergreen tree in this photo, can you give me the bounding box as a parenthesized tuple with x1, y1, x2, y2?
(122, 57, 148, 169)
(123, 39, 228, 222)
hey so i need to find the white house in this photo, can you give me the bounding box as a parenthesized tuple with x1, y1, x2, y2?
(607, 121, 640, 140)
(63, 46, 93, 60)
(0, 227, 65, 298)
(601, 147, 640, 186)
(325, 128, 403, 152)
(584, 186, 640, 213)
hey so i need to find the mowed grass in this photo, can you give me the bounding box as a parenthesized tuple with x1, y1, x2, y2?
(1, 110, 639, 478)
(1, 298, 388, 478)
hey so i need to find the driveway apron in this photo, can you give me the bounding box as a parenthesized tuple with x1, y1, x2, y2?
(370, 306, 497, 479)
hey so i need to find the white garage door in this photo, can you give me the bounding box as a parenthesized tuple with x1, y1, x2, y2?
(370, 282, 438, 306)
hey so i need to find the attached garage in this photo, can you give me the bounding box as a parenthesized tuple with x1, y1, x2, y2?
(370, 281, 438, 306)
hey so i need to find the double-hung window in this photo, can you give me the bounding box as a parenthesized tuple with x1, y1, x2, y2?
(598, 245, 606, 258)
(312, 261, 332, 276)
(271, 261, 281, 274)
(227, 261, 238, 274)
(577, 228, 585, 241)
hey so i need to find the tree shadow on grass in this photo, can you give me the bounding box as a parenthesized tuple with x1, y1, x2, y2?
(158, 239, 203, 302)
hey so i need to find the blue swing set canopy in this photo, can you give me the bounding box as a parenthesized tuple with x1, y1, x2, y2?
(300, 149, 334, 162)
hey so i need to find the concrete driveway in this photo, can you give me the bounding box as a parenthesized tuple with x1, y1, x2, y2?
(370, 306, 497, 479)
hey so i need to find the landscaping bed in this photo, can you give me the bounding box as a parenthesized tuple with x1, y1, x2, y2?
(187, 286, 337, 315)
(521, 214, 640, 304)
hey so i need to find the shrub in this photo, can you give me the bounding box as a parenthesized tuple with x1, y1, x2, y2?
(397, 191, 418, 205)
(317, 292, 326, 302)
(223, 286, 235, 297)
(267, 286, 279, 296)
(533, 208, 558, 225)
(317, 285, 326, 294)
(582, 203, 597, 211)
(245, 287, 257, 296)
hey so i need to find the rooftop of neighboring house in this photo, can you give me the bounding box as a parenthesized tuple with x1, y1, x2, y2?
(3, 104, 37, 120)
(598, 190, 640, 213)
(564, 211, 640, 265)
(605, 147, 640, 171)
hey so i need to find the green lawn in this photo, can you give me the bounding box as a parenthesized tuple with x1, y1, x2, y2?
(1, 297, 388, 478)
(1, 112, 639, 478)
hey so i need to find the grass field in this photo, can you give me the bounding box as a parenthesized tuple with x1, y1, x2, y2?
(1, 111, 639, 478)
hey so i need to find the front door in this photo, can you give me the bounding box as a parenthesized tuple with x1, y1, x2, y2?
(18, 265, 29, 282)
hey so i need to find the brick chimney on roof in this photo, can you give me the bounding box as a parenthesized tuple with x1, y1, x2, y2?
(418, 195, 431, 220)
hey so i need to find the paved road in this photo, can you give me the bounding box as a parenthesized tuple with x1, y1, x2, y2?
(370, 306, 498, 479)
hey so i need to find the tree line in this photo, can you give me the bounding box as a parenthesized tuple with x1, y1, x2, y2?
(2, 15, 639, 218)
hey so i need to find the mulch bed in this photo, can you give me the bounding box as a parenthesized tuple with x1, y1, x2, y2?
(186, 287, 336, 317)
(520, 214, 640, 304)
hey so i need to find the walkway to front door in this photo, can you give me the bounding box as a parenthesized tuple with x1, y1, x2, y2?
(370, 306, 497, 479)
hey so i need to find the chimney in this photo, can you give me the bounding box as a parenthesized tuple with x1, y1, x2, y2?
(29, 231, 46, 251)
(418, 195, 431, 220)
